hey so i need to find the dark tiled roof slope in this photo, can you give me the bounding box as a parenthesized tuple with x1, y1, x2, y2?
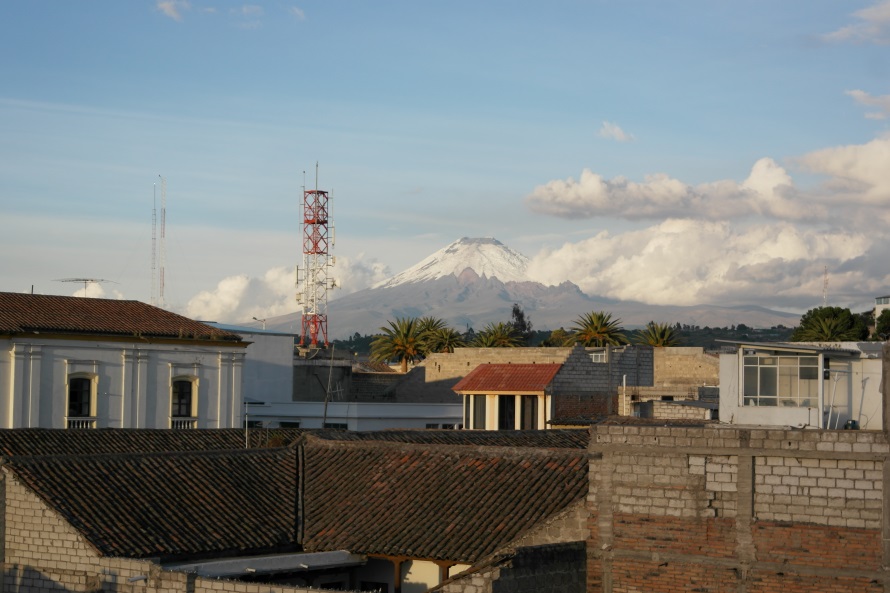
(452, 363, 562, 393)
(0, 428, 306, 459)
(4, 447, 297, 559)
(0, 292, 241, 341)
(301, 438, 587, 562)
(315, 429, 589, 450)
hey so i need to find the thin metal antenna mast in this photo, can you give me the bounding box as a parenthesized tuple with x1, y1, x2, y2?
(822, 266, 829, 307)
(151, 182, 157, 306)
(159, 175, 167, 309)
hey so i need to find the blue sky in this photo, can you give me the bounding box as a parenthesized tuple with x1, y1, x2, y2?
(2, 1, 889, 325)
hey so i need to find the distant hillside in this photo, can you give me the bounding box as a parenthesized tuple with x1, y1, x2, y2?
(253, 237, 800, 338)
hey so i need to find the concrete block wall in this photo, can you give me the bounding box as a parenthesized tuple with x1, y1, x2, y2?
(639, 400, 714, 420)
(423, 348, 572, 383)
(588, 425, 889, 592)
(652, 347, 719, 387)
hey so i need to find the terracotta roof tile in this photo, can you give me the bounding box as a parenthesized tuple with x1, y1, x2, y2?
(452, 363, 562, 393)
(317, 429, 589, 449)
(301, 437, 587, 562)
(0, 428, 306, 458)
(4, 447, 298, 559)
(0, 292, 241, 342)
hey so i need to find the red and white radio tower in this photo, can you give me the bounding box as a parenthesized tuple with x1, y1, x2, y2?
(296, 165, 336, 347)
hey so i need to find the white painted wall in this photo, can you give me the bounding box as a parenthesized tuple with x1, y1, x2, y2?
(1, 336, 245, 429)
(244, 401, 462, 431)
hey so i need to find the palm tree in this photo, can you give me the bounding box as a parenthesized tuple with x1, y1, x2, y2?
(370, 317, 425, 373)
(566, 311, 628, 347)
(472, 322, 521, 347)
(795, 316, 862, 342)
(635, 321, 682, 347)
(424, 327, 466, 353)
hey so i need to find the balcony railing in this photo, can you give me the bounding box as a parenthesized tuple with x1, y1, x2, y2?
(171, 417, 197, 430)
(66, 417, 96, 429)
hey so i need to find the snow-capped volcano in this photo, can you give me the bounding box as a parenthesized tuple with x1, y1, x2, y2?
(373, 237, 529, 289)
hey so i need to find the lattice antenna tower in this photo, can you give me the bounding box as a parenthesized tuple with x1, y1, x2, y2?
(150, 176, 168, 308)
(296, 163, 337, 347)
(151, 182, 157, 306)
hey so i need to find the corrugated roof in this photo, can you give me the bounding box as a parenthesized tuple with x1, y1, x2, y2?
(5, 447, 298, 559)
(301, 437, 587, 562)
(452, 363, 562, 393)
(0, 292, 242, 342)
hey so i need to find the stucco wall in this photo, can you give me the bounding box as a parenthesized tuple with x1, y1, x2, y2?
(1, 337, 244, 429)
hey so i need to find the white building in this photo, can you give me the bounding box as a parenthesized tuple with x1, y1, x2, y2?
(0, 292, 247, 429)
(719, 341, 884, 430)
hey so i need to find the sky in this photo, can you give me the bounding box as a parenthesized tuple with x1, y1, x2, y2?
(2, 0, 889, 326)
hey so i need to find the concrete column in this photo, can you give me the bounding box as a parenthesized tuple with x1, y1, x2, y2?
(26, 345, 42, 428)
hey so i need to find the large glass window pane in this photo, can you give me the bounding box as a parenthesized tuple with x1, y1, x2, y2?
(68, 377, 91, 417)
(172, 380, 192, 417)
(521, 395, 539, 430)
(743, 367, 758, 398)
(759, 366, 777, 397)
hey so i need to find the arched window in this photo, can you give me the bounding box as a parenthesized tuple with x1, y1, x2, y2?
(67, 375, 96, 429)
(171, 377, 197, 429)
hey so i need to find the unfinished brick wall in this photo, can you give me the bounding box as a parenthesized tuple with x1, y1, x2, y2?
(638, 400, 714, 420)
(423, 348, 571, 383)
(588, 426, 888, 592)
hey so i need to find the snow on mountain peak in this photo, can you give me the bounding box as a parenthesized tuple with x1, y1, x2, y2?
(373, 237, 530, 289)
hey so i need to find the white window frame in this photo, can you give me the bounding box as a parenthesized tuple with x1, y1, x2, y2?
(66, 373, 98, 429)
(170, 376, 198, 429)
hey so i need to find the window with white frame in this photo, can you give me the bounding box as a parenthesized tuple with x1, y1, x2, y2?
(171, 377, 198, 428)
(743, 354, 819, 407)
(67, 374, 97, 429)
(590, 351, 607, 363)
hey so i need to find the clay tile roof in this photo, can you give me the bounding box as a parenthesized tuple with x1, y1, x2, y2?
(316, 429, 589, 449)
(452, 363, 562, 394)
(0, 428, 306, 459)
(4, 447, 298, 559)
(301, 438, 587, 562)
(0, 292, 241, 342)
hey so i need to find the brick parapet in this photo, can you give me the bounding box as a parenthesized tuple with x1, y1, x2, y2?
(588, 425, 890, 592)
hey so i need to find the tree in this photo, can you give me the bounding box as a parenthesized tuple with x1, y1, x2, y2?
(370, 317, 425, 373)
(509, 303, 533, 345)
(635, 321, 682, 347)
(424, 327, 466, 353)
(790, 306, 869, 342)
(876, 310, 890, 341)
(472, 322, 522, 347)
(566, 311, 629, 347)
(542, 327, 570, 347)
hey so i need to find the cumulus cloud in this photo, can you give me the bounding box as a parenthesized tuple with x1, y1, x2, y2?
(525, 157, 824, 222)
(796, 136, 890, 207)
(526, 220, 879, 309)
(157, 0, 190, 21)
(846, 89, 890, 120)
(823, 0, 890, 45)
(182, 255, 391, 323)
(598, 121, 634, 142)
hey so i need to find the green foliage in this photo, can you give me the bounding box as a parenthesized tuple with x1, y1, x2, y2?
(566, 311, 629, 347)
(423, 326, 466, 353)
(472, 321, 522, 347)
(370, 317, 426, 373)
(876, 310, 890, 341)
(790, 306, 869, 342)
(509, 303, 533, 345)
(635, 321, 682, 347)
(541, 327, 570, 347)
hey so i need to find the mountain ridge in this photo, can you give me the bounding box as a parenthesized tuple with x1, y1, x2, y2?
(255, 237, 800, 337)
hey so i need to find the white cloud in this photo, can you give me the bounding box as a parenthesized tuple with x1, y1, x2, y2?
(182, 255, 391, 323)
(525, 158, 824, 222)
(289, 6, 306, 20)
(845, 89, 890, 120)
(526, 220, 878, 309)
(157, 1, 190, 21)
(598, 121, 634, 142)
(796, 136, 890, 207)
(823, 0, 890, 45)
(239, 5, 264, 16)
